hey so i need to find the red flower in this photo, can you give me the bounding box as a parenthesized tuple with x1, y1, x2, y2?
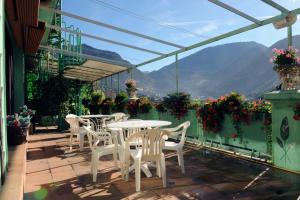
(231, 133, 238, 139)
(293, 115, 300, 121)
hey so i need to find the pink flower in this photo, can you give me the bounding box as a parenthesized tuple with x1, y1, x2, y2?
(269, 56, 275, 63)
(272, 48, 277, 52)
(286, 53, 291, 58)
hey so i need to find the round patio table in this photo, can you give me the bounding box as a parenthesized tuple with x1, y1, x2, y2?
(80, 114, 113, 131)
(107, 120, 171, 129)
(107, 120, 172, 178)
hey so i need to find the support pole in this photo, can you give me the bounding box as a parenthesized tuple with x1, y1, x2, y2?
(111, 75, 113, 98)
(117, 73, 120, 94)
(175, 54, 179, 93)
(288, 26, 292, 47)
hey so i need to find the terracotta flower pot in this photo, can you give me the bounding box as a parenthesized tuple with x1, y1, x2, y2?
(126, 88, 138, 99)
(274, 65, 300, 90)
(7, 125, 28, 145)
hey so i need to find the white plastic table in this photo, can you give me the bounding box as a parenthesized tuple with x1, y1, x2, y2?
(80, 114, 111, 118)
(80, 114, 113, 130)
(107, 120, 171, 129)
(107, 120, 172, 178)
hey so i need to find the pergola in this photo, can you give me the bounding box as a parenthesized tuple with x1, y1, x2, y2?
(39, 0, 300, 91)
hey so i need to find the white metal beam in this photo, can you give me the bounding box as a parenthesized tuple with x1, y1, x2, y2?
(46, 24, 165, 56)
(261, 0, 289, 13)
(39, 45, 134, 69)
(208, 0, 261, 25)
(137, 8, 300, 67)
(40, 6, 185, 49)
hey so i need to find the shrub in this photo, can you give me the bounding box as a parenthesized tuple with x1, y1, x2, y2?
(163, 92, 191, 119)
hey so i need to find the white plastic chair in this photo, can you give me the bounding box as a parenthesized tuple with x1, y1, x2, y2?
(124, 129, 169, 192)
(163, 121, 190, 174)
(111, 112, 127, 121)
(65, 114, 90, 151)
(83, 126, 119, 182)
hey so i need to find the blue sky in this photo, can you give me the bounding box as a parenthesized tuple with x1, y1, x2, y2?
(62, 0, 300, 72)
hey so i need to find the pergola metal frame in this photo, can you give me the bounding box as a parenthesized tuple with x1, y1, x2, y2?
(39, 0, 300, 86)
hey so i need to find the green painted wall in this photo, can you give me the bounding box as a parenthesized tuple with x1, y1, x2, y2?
(0, 0, 7, 186)
(13, 47, 25, 112)
(135, 109, 270, 159)
(13, 46, 25, 112)
(265, 91, 300, 172)
(202, 115, 271, 157)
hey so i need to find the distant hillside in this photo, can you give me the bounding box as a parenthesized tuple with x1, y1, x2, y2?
(82, 35, 300, 99)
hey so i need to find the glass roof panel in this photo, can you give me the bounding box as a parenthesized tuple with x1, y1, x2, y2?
(222, 0, 280, 20)
(273, 0, 300, 10)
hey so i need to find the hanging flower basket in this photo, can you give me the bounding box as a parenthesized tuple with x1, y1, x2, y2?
(274, 65, 300, 90)
(270, 47, 300, 90)
(125, 79, 138, 99)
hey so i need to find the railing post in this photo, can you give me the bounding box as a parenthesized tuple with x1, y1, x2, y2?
(175, 53, 179, 93)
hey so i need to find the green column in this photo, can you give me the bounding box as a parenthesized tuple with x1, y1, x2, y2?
(0, 0, 8, 186)
(265, 91, 300, 172)
(288, 26, 292, 47)
(13, 46, 25, 112)
(175, 54, 179, 93)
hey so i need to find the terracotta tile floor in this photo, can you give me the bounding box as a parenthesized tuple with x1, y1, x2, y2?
(24, 132, 300, 200)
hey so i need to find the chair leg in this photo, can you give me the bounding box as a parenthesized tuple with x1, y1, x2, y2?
(177, 149, 182, 168)
(91, 152, 99, 182)
(79, 133, 85, 151)
(178, 149, 185, 174)
(160, 155, 167, 188)
(134, 159, 141, 192)
(113, 148, 118, 168)
(156, 160, 161, 177)
(69, 132, 74, 151)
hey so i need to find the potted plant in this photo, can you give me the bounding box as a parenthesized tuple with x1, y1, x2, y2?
(114, 92, 128, 112)
(7, 106, 34, 145)
(125, 79, 138, 99)
(101, 98, 114, 114)
(162, 92, 191, 119)
(270, 47, 300, 90)
(138, 97, 153, 113)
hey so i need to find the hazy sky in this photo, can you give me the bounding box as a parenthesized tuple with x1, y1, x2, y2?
(61, 0, 300, 72)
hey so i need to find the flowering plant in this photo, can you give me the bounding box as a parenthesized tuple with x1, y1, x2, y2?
(162, 92, 191, 119)
(293, 103, 300, 121)
(155, 103, 167, 113)
(101, 98, 114, 114)
(7, 105, 35, 128)
(126, 100, 138, 117)
(138, 97, 153, 113)
(125, 79, 137, 90)
(270, 47, 300, 66)
(197, 93, 272, 133)
(197, 99, 224, 132)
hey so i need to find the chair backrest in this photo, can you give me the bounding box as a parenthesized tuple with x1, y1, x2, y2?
(65, 114, 79, 133)
(125, 129, 169, 161)
(111, 113, 127, 121)
(83, 126, 113, 150)
(167, 121, 191, 146)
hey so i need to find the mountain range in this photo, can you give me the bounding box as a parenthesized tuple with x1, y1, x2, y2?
(82, 35, 300, 99)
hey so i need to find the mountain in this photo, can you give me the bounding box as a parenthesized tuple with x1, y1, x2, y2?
(82, 35, 300, 99)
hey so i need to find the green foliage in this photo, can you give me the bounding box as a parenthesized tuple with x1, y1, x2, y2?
(101, 98, 114, 114)
(26, 73, 40, 101)
(88, 90, 105, 114)
(29, 75, 72, 116)
(114, 91, 128, 112)
(138, 97, 153, 113)
(155, 103, 167, 113)
(163, 92, 191, 119)
(197, 92, 272, 133)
